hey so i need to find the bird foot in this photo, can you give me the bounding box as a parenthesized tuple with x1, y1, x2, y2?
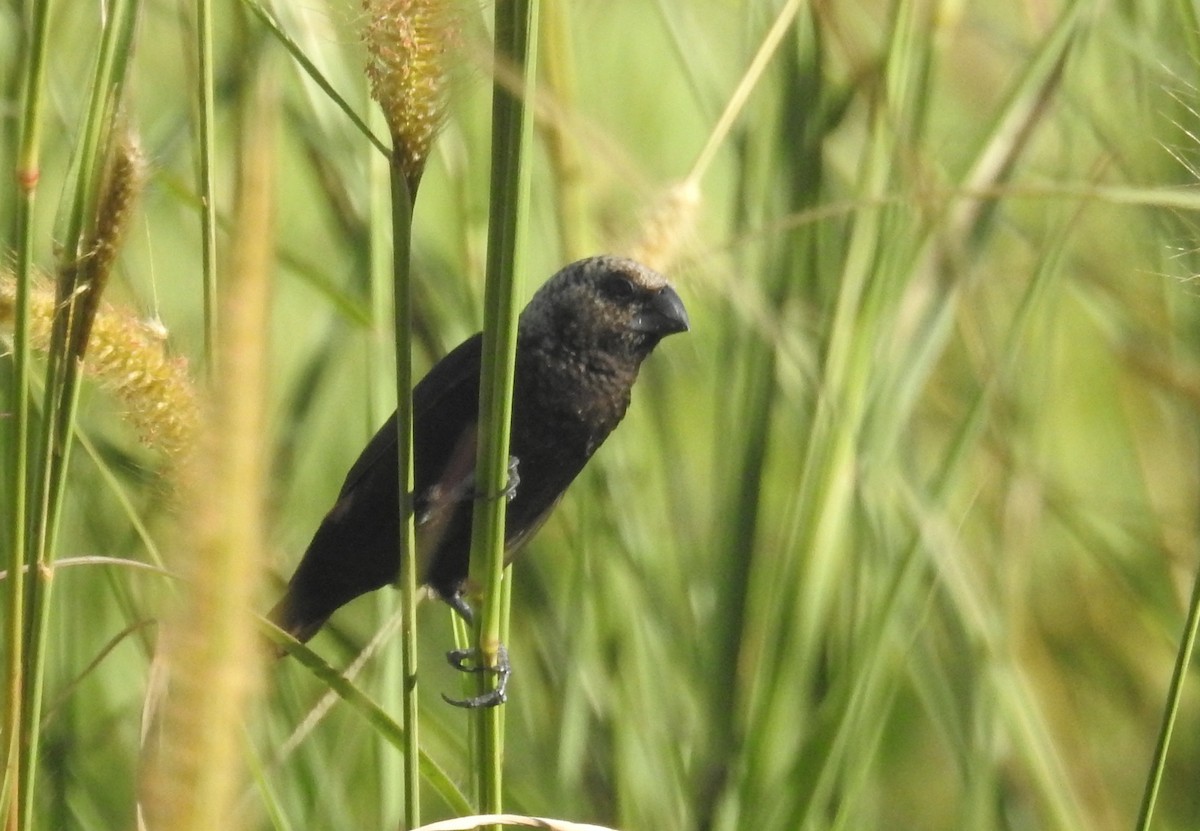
(441, 644, 510, 709)
(502, 455, 520, 502)
(445, 589, 475, 626)
(465, 456, 520, 503)
(429, 456, 519, 524)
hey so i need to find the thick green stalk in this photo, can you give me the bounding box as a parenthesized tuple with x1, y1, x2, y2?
(19, 1, 140, 826)
(4, 0, 55, 824)
(389, 158, 422, 830)
(468, 0, 539, 812)
(32, 0, 141, 566)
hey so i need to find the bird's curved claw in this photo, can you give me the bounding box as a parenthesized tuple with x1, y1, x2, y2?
(442, 644, 510, 709)
(445, 589, 475, 626)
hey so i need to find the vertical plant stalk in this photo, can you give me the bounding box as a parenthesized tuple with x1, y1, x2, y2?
(197, 0, 218, 373)
(363, 0, 465, 821)
(367, 102, 403, 827)
(388, 160, 422, 831)
(18, 1, 141, 826)
(363, 0, 461, 822)
(468, 0, 539, 813)
(4, 0, 55, 824)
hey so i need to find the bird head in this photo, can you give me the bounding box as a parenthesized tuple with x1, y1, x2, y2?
(519, 256, 689, 367)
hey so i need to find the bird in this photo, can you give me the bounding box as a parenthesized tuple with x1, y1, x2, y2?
(269, 255, 689, 704)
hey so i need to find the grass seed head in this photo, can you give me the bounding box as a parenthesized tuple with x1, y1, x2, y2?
(363, 0, 460, 189)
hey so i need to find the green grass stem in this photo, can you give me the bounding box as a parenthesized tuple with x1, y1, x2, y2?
(17, 1, 141, 825)
(267, 627, 471, 815)
(468, 0, 539, 814)
(239, 0, 389, 158)
(1135, 562, 1200, 831)
(368, 102, 403, 828)
(389, 156, 423, 831)
(3, 0, 55, 822)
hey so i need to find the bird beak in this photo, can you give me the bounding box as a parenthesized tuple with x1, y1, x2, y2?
(632, 285, 690, 335)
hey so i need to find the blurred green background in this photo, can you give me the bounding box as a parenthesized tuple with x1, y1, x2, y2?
(5, 0, 1200, 829)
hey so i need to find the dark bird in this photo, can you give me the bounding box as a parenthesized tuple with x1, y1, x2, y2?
(270, 255, 688, 702)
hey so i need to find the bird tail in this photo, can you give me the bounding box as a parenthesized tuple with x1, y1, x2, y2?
(267, 591, 329, 653)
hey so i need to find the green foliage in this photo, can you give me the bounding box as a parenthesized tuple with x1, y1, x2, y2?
(4, 0, 1200, 829)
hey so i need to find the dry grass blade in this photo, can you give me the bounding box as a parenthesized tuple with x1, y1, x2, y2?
(137, 63, 278, 831)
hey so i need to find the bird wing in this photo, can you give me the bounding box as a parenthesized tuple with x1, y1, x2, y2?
(334, 333, 483, 500)
(410, 333, 483, 578)
(270, 334, 485, 641)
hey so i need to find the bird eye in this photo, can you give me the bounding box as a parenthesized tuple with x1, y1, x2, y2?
(600, 274, 637, 301)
